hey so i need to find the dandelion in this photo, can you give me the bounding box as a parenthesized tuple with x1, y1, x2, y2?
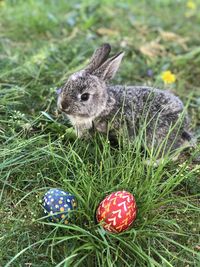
(161, 70, 176, 84)
(186, 1, 196, 10)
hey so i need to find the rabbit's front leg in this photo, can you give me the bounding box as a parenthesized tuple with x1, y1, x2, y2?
(75, 122, 93, 138)
(68, 115, 93, 138)
(75, 125, 88, 138)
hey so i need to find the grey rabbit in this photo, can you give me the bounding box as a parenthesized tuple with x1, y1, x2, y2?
(57, 43, 193, 160)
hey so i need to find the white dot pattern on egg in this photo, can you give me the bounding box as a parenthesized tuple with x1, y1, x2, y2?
(43, 188, 77, 224)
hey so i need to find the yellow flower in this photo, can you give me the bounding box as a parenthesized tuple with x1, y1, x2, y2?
(161, 70, 176, 84)
(186, 1, 196, 10)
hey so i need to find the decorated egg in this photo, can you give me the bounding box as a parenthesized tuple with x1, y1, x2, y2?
(43, 188, 77, 224)
(96, 191, 137, 233)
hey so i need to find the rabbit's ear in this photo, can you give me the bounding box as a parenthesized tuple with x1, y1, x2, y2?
(85, 43, 111, 73)
(94, 51, 124, 80)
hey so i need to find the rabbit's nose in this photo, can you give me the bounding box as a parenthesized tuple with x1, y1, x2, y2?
(61, 100, 68, 110)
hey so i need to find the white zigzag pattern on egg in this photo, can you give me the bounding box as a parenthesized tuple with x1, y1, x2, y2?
(121, 195, 132, 202)
(112, 209, 122, 218)
(118, 201, 127, 211)
(107, 216, 116, 226)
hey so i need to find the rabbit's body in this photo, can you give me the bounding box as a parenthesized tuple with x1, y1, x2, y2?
(58, 44, 192, 158)
(95, 85, 190, 153)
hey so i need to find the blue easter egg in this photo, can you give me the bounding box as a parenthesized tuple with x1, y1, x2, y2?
(43, 188, 77, 224)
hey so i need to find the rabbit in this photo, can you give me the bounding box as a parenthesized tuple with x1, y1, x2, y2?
(57, 43, 194, 160)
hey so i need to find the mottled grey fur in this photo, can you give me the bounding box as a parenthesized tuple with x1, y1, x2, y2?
(57, 43, 192, 158)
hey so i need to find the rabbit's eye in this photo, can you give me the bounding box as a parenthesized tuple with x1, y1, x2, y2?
(81, 93, 89, 101)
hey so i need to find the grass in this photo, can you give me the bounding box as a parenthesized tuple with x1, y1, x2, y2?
(0, 0, 200, 266)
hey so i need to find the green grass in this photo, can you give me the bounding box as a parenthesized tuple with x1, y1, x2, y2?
(0, 0, 200, 266)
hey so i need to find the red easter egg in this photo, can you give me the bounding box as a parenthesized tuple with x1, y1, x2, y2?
(96, 191, 137, 233)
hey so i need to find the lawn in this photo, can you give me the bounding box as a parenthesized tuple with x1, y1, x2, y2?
(0, 0, 200, 266)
